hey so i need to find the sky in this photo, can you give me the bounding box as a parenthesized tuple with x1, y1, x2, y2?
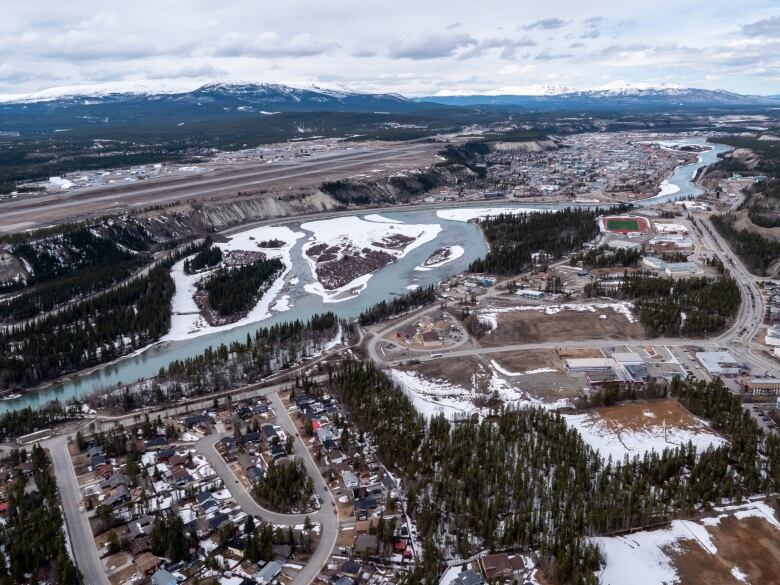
(1, 0, 779, 97)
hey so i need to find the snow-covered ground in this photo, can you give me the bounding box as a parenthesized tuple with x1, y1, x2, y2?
(564, 410, 726, 462)
(490, 360, 557, 376)
(388, 366, 572, 421)
(593, 500, 779, 585)
(163, 225, 303, 341)
(656, 180, 681, 198)
(415, 245, 465, 271)
(437, 207, 546, 222)
(300, 215, 441, 303)
(478, 301, 637, 331)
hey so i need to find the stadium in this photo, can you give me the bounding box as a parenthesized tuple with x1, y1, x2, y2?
(598, 215, 651, 234)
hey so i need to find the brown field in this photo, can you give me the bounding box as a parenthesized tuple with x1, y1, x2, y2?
(489, 349, 561, 371)
(405, 357, 484, 387)
(590, 399, 711, 433)
(669, 515, 780, 585)
(480, 309, 646, 347)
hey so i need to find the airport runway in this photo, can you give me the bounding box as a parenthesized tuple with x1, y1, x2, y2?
(0, 142, 438, 232)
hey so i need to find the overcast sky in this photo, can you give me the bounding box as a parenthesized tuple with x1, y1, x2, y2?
(2, 0, 779, 96)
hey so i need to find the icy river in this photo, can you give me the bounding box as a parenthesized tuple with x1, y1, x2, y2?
(0, 138, 730, 413)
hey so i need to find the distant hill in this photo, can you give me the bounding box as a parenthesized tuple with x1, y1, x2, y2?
(420, 83, 780, 109)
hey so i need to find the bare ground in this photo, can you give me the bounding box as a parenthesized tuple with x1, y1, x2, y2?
(405, 357, 484, 387)
(586, 399, 718, 434)
(480, 310, 646, 347)
(669, 515, 780, 585)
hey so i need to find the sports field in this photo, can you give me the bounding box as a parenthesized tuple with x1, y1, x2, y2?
(606, 218, 641, 231)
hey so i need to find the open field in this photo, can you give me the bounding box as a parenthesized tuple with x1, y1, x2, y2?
(404, 356, 485, 387)
(565, 399, 726, 461)
(594, 500, 780, 585)
(476, 303, 646, 347)
(390, 354, 577, 419)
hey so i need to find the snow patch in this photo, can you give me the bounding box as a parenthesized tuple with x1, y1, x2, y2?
(436, 207, 546, 223)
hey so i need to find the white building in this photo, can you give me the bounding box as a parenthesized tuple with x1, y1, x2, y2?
(696, 351, 744, 376)
(765, 324, 780, 347)
(654, 222, 689, 235)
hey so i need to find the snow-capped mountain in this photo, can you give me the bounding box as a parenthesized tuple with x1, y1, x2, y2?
(434, 84, 573, 97)
(0, 81, 418, 112)
(419, 82, 780, 108)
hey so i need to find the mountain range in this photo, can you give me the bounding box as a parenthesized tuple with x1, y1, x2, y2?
(420, 82, 780, 108)
(1, 81, 778, 112)
(1, 81, 778, 137)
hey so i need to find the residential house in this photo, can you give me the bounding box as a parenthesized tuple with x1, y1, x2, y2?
(255, 560, 282, 585)
(151, 568, 177, 585)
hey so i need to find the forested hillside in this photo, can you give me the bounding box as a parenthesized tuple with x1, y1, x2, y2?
(469, 208, 611, 274)
(712, 214, 780, 276)
(96, 313, 344, 411)
(330, 361, 780, 585)
(0, 264, 174, 390)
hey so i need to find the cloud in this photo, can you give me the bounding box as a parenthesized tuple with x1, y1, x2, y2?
(568, 42, 585, 49)
(389, 33, 476, 59)
(535, 49, 573, 61)
(145, 63, 226, 79)
(523, 18, 568, 31)
(458, 37, 537, 60)
(352, 48, 377, 58)
(742, 15, 780, 38)
(583, 16, 605, 28)
(0, 64, 63, 84)
(211, 32, 337, 58)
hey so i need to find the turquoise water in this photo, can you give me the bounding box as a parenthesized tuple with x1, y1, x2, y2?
(0, 138, 730, 413)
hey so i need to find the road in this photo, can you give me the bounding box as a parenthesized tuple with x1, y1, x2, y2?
(366, 213, 779, 381)
(47, 434, 111, 585)
(43, 377, 339, 585)
(196, 389, 339, 585)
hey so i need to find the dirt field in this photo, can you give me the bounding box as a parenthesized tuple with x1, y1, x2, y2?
(405, 357, 484, 387)
(670, 515, 780, 584)
(480, 309, 646, 347)
(489, 349, 561, 371)
(591, 400, 712, 433)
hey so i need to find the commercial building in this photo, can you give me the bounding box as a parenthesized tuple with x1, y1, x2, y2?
(695, 351, 744, 376)
(765, 324, 780, 347)
(741, 377, 780, 396)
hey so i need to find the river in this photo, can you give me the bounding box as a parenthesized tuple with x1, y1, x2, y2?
(0, 137, 730, 414)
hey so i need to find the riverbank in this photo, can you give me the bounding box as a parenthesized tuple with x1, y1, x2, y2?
(0, 136, 730, 414)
